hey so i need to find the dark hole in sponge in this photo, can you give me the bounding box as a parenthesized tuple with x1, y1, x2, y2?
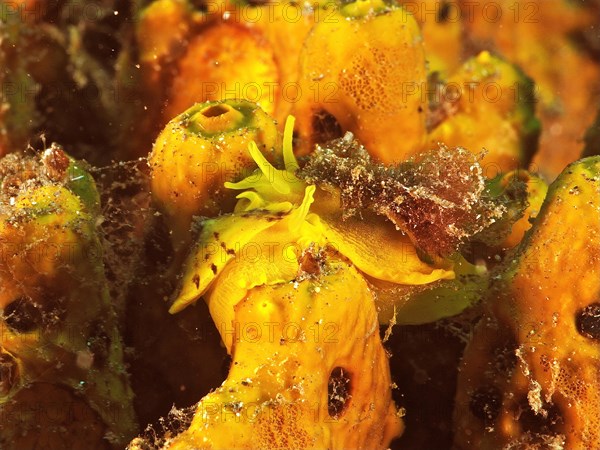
(328, 366, 352, 418)
(576, 303, 600, 340)
(2, 296, 43, 333)
(469, 386, 501, 424)
(312, 109, 344, 145)
(437, 1, 452, 22)
(201, 104, 230, 118)
(517, 398, 563, 435)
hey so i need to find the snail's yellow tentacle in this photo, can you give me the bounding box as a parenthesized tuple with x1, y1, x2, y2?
(283, 115, 299, 173)
(288, 185, 316, 232)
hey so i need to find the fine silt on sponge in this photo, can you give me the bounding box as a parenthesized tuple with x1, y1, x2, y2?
(0, 147, 137, 449)
(454, 156, 600, 448)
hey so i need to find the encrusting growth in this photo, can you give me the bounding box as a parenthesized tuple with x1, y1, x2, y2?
(454, 157, 600, 449)
(0, 147, 137, 448)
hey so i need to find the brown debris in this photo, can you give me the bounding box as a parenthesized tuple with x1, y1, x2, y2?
(299, 134, 504, 257)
